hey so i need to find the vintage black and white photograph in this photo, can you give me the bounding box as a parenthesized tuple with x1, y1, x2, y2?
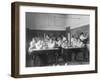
(26, 13, 90, 67)
(11, 2, 97, 78)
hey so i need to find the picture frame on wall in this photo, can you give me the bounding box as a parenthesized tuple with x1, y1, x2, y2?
(11, 2, 98, 78)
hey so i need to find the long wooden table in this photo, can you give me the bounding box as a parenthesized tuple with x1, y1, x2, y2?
(30, 47, 89, 66)
(30, 48, 59, 66)
(63, 47, 89, 62)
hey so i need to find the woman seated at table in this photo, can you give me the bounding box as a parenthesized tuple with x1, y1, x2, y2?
(79, 32, 88, 44)
(71, 35, 77, 48)
(42, 35, 50, 49)
(56, 37, 62, 47)
(61, 37, 68, 48)
(47, 38, 56, 49)
(76, 38, 84, 48)
(35, 38, 43, 50)
(28, 38, 36, 53)
(42, 40, 48, 49)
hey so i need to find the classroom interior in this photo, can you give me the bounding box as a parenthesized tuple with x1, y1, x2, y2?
(25, 12, 90, 67)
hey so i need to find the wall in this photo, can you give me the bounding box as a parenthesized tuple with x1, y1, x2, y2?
(0, 0, 100, 80)
(65, 15, 90, 29)
(26, 13, 89, 30)
(26, 13, 66, 30)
